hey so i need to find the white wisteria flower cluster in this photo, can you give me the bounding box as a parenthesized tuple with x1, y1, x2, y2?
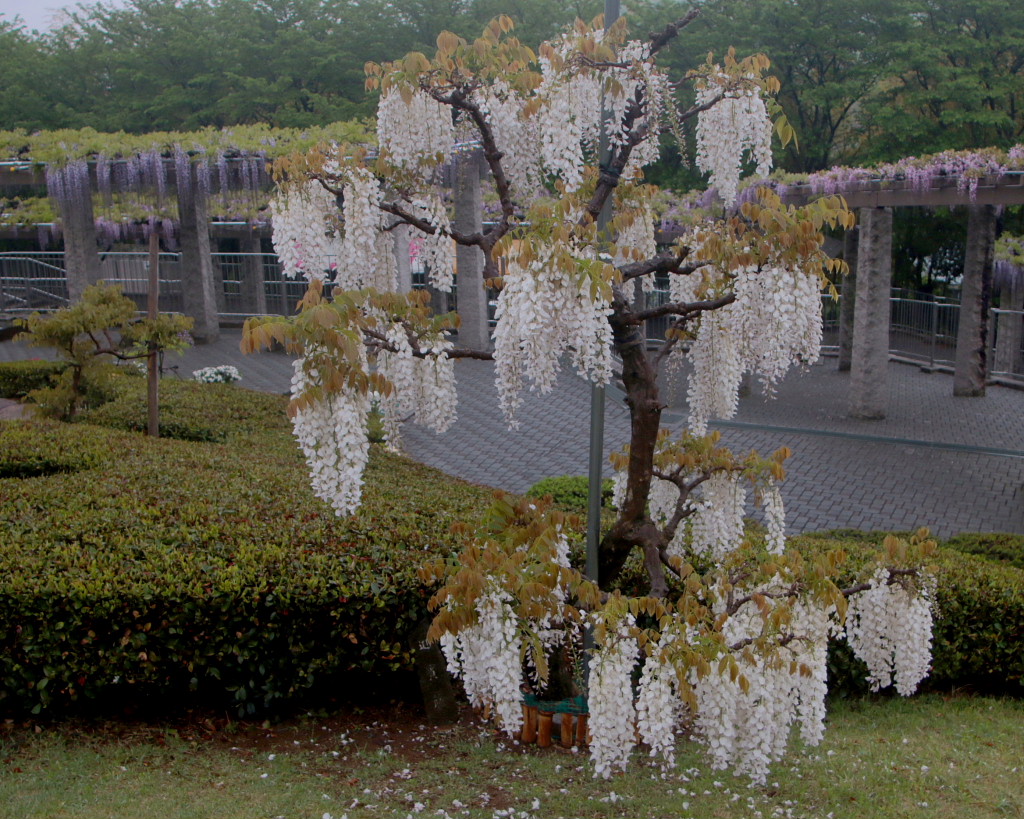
(192, 364, 241, 384)
(269, 181, 341, 281)
(337, 166, 398, 292)
(492, 242, 614, 425)
(289, 353, 371, 517)
(845, 568, 935, 696)
(378, 88, 455, 169)
(686, 264, 823, 436)
(695, 73, 773, 206)
(588, 615, 640, 778)
(375, 322, 457, 445)
(439, 584, 524, 737)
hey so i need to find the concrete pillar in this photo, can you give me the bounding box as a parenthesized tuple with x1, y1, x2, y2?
(239, 232, 267, 315)
(452, 151, 490, 350)
(994, 274, 1023, 375)
(177, 165, 220, 342)
(849, 207, 892, 419)
(62, 190, 102, 302)
(953, 205, 996, 396)
(837, 226, 859, 372)
(393, 223, 414, 294)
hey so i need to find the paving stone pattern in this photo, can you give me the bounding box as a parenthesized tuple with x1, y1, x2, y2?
(3, 331, 1021, 537)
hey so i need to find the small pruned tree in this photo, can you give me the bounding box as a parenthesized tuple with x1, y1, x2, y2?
(19, 282, 193, 420)
(243, 12, 937, 783)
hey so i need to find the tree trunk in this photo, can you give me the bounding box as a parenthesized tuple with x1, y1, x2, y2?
(598, 305, 668, 594)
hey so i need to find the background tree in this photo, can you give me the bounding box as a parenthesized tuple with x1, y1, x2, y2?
(861, 0, 1024, 161)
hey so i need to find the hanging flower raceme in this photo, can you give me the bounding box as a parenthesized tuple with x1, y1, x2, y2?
(692, 591, 836, 784)
(289, 350, 371, 517)
(588, 613, 640, 778)
(403, 194, 455, 292)
(378, 87, 455, 170)
(845, 568, 935, 696)
(269, 181, 341, 282)
(338, 166, 397, 292)
(695, 72, 773, 207)
(473, 81, 543, 199)
(492, 240, 614, 426)
(375, 322, 457, 445)
(440, 583, 524, 736)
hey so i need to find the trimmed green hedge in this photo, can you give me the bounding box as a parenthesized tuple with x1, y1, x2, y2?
(526, 475, 614, 512)
(0, 360, 66, 399)
(0, 420, 117, 478)
(80, 377, 293, 443)
(793, 532, 1024, 696)
(0, 411, 495, 718)
(943, 532, 1024, 570)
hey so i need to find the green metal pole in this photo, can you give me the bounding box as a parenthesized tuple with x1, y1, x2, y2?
(585, 0, 620, 609)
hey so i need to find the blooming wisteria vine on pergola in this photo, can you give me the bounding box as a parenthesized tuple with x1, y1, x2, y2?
(243, 13, 937, 783)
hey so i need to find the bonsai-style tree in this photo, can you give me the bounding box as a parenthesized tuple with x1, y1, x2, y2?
(244, 13, 936, 782)
(19, 282, 193, 421)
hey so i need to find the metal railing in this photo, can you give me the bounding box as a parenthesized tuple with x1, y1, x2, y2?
(2, 250, 1022, 381)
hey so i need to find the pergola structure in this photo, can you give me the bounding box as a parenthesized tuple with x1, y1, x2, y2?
(3, 157, 1023, 415)
(778, 173, 1024, 413)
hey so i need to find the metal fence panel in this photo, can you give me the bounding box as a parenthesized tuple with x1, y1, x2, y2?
(3, 250, 1023, 384)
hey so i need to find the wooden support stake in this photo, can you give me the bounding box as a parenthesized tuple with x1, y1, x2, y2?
(575, 714, 588, 746)
(560, 714, 575, 748)
(147, 222, 160, 438)
(537, 711, 553, 748)
(521, 706, 537, 744)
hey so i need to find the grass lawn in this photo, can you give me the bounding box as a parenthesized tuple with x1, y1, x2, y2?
(1, 694, 1021, 819)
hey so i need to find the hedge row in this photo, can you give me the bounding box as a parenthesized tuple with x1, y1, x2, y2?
(1, 394, 1022, 718)
(792, 532, 1024, 696)
(0, 411, 496, 717)
(0, 360, 66, 399)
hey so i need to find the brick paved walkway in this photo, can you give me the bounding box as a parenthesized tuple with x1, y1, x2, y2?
(3, 331, 1021, 537)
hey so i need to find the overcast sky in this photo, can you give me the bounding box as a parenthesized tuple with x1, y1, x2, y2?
(0, 0, 126, 32)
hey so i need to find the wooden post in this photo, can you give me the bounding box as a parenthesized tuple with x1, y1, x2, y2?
(575, 714, 588, 746)
(537, 711, 553, 748)
(147, 222, 160, 438)
(560, 714, 575, 747)
(521, 706, 538, 743)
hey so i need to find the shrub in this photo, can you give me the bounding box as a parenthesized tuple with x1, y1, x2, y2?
(792, 533, 1024, 696)
(943, 532, 1024, 570)
(81, 378, 292, 443)
(17, 283, 192, 420)
(0, 418, 494, 718)
(526, 475, 614, 512)
(0, 420, 116, 478)
(0, 360, 67, 399)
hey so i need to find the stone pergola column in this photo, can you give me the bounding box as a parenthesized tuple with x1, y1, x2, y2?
(452, 151, 490, 350)
(177, 165, 220, 342)
(392, 222, 414, 294)
(62, 191, 102, 302)
(837, 225, 859, 372)
(849, 207, 892, 419)
(953, 205, 997, 396)
(239, 231, 267, 315)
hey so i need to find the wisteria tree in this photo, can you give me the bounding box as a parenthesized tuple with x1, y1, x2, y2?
(244, 13, 936, 782)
